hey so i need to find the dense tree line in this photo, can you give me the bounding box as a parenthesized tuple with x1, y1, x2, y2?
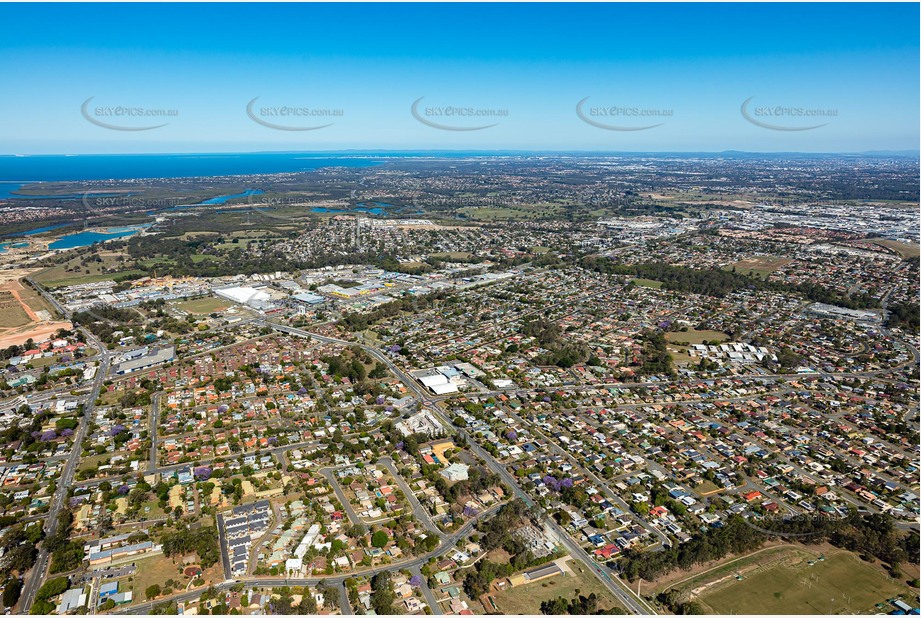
(540, 592, 628, 615)
(619, 511, 916, 583)
(461, 500, 558, 597)
(370, 571, 400, 614)
(635, 330, 675, 376)
(72, 305, 142, 343)
(520, 318, 591, 368)
(886, 301, 920, 332)
(46, 510, 84, 573)
(655, 589, 705, 614)
(339, 291, 450, 332)
(160, 526, 221, 568)
(583, 257, 881, 309)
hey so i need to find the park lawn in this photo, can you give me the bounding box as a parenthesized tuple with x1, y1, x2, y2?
(726, 256, 792, 277)
(190, 254, 218, 263)
(137, 498, 168, 521)
(431, 252, 475, 261)
(128, 553, 185, 602)
(491, 560, 625, 615)
(77, 453, 111, 474)
(29, 356, 59, 369)
(666, 348, 696, 366)
(631, 278, 663, 289)
(665, 329, 730, 345)
(694, 548, 917, 615)
(176, 296, 231, 314)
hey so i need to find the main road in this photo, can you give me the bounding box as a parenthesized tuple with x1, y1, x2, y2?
(261, 320, 656, 615)
(19, 338, 111, 611)
(19, 278, 114, 613)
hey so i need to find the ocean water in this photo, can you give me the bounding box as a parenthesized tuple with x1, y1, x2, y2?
(0, 153, 397, 183)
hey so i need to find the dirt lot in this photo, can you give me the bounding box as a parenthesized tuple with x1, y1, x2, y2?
(0, 269, 71, 347)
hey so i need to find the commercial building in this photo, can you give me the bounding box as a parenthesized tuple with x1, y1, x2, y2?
(112, 346, 175, 375)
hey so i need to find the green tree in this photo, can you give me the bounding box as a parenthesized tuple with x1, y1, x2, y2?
(371, 530, 389, 548)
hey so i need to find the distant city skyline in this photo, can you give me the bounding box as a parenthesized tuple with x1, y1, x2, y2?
(1, 3, 918, 154)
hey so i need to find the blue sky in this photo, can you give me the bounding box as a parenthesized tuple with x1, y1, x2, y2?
(0, 3, 917, 154)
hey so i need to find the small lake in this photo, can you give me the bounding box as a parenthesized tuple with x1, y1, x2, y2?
(6, 223, 73, 237)
(49, 226, 148, 250)
(312, 201, 394, 215)
(197, 189, 264, 205)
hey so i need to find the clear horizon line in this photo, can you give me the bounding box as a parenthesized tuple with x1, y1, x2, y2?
(2, 148, 919, 158)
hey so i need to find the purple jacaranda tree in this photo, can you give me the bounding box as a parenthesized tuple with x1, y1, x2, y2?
(542, 475, 561, 492)
(117, 484, 130, 495)
(395, 441, 405, 451)
(61, 428, 74, 438)
(505, 429, 517, 441)
(462, 505, 478, 517)
(40, 430, 57, 442)
(560, 477, 574, 489)
(389, 344, 402, 353)
(109, 424, 126, 436)
(194, 466, 212, 481)
(409, 575, 423, 587)
(217, 404, 229, 414)
(267, 436, 278, 445)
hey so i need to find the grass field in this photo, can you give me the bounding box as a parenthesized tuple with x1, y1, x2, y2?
(0, 291, 31, 328)
(128, 553, 183, 602)
(34, 252, 142, 288)
(17, 285, 55, 316)
(458, 202, 562, 221)
(665, 329, 730, 345)
(490, 560, 624, 614)
(669, 547, 917, 615)
(40, 271, 143, 288)
(726, 256, 792, 277)
(631, 278, 663, 289)
(431, 251, 475, 261)
(176, 296, 231, 314)
(871, 238, 921, 258)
